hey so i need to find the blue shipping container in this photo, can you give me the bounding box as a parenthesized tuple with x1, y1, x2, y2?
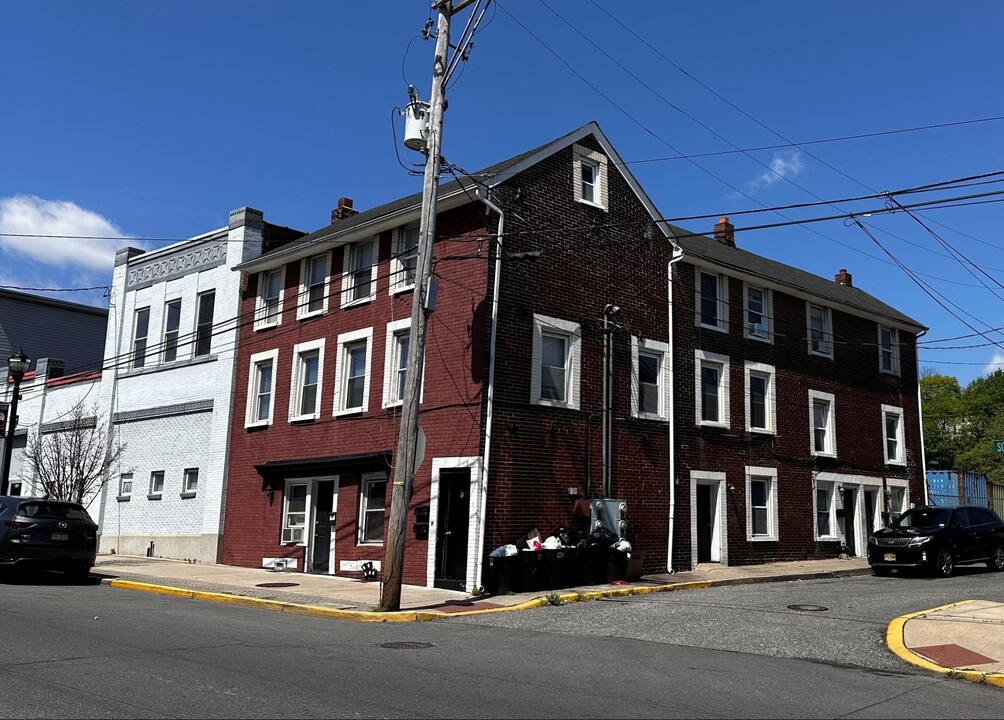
(926, 471, 960, 507)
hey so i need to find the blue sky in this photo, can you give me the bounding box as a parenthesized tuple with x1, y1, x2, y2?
(4, 1, 1004, 385)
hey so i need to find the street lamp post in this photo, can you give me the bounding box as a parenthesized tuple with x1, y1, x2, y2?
(1, 349, 30, 496)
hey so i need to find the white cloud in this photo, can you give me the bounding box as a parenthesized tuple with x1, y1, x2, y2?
(0, 195, 126, 271)
(983, 351, 1004, 375)
(747, 150, 806, 194)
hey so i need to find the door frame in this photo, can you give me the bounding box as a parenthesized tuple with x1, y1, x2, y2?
(690, 471, 728, 568)
(426, 456, 484, 591)
(817, 473, 910, 557)
(304, 475, 339, 575)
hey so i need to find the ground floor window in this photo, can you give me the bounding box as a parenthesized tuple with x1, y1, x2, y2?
(816, 483, 835, 538)
(282, 483, 308, 545)
(745, 467, 778, 541)
(358, 473, 387, 545)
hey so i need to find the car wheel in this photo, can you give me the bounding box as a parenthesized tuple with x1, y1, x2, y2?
(872, 565, 892, 577)
(989, 545, 1004, 572)
(933, 548, 955, 578)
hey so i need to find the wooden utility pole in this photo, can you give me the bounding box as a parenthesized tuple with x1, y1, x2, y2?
(381, 1, 461, 612)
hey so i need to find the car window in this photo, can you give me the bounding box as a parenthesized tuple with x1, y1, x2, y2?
(892, 507, 951, 529)
(952, 509, 971, 527)
(970, 508, 998, 525)
(17, 502, 92, 521)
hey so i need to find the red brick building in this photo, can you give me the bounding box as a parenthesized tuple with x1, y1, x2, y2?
(221, 123, 925, 588)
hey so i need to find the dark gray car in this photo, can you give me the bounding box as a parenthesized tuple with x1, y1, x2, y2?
(0, 496, 97, 580)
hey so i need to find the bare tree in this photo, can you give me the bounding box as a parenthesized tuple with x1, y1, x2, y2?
(20, 403, 125, 504)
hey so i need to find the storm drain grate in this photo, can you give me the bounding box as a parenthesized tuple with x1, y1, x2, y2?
(254, 582, 300, 588)
(380, 642, 436, 650)
(787, 604, 829, 612)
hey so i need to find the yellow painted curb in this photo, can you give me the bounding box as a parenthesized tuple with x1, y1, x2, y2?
(886, 600, 1004, 689)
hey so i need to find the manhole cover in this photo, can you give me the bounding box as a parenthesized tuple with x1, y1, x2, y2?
(379, 642, 435, 650)
(787, 604, 829, 612)
(254, 582, 300, 588)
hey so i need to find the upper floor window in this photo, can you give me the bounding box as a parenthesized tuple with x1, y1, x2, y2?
(132, 308, 150, 369)
(391, 225, 420, 293)
(289, 339, 324, 422)
(119, 473, 133, 498)
(334, 328, 372, 416)
(194, 291, 215, 357)
(696, 269, 727, 332)
(695, 350, 729, 428)
(807, 304, 833, 358)
(299, 252, 330, 319)
(809, 389, 836, 457)
(383, 319, 411, 408)
(246, 349, 278, 428)
(631, 337, 669, 420)
(256, 268, 284, 329)
(572, 143, 608, 210)
(531, 314, 581, 410)
(882, 404, 906, 465)
(149, 471, 164, 498)
(744, 283, 772, 342)
(343, 240, 377, 306)
(162, 299, 182, 363)
(879, 325, 900, 375)
(745, 361, 776, 434)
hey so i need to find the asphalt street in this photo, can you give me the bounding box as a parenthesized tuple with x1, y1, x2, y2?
(1, 569, 1001, 719)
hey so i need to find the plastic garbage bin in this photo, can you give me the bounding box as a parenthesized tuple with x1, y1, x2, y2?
(581, 543, 608, 585)
(521, 550, 549, 591)
(543, 547, 579, 589)
(606, 549, 629, 582)
(487, 553, 523, 595)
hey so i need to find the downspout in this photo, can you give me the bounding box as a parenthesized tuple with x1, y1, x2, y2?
(602, 304, 621, 499)
(914, 327, 929, 506)
(475, 187, 505, 589)
(666, 244, 685, 573)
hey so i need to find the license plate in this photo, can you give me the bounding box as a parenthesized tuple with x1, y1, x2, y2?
(51, 532, 69, 542)
(883, 553, 896, 562)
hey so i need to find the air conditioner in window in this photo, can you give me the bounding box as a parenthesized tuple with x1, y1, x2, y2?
(282, 527, 304, 544)
(748, 322, 767, 337)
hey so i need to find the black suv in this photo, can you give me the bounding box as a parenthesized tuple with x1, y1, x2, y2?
(868, 504, 1004, 577)
(0, 497, 98, 580)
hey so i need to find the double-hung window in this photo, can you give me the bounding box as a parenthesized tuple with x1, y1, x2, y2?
(746, 467, 778, 541)
(695, 350, 729, 427)
(290, 339, 324, 421)
(132, 308, 150, 369)
(194, 291, 215, 357)
(809, 390, 836, 457)
(246, 349, 278, 427)
(391, 225, 420, 293)
(807, 303, 833, 357)
(572, 143, 608, 210)
(383, 319, 412, 408)
(282, 483, 308, 545)
(745, 361, 776, 434)
(744, 283, 771, 342)
(879, 325, 900, 375)
(162, 299, 182, 363)
(531, 315, 581, 409)
(696, 269, 727, 331)
(815, 481, 837, 539)
(299, 253, 329, 318)
(256, 268, 284, 329)
(358, 473, 387, 545)
(333, 328, 372, 416)
(343, 241, 377, 305)
(149, 471, 164, 499)
(631, 337, 669, 420)
(882, 404, 906, 465)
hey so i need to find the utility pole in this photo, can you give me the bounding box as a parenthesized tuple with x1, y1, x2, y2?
(382, 0, 476, 611)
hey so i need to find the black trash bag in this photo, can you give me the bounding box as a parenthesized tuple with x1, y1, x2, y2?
(589, 526, 617, 548)
(557, 527, 580, 547)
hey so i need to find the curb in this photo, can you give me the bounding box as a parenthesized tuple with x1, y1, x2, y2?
(886, 600, 1004, 689)
(99, 565, 872, 623)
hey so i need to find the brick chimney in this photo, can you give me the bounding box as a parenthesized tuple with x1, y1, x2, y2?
(714, 217, 735, 247)
(834, 268, 853, 287)
(331, 197, 358, 223)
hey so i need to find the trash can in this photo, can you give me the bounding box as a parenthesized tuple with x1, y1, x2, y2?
(543, 547, 579, 589)
(521, 550, 549, 592)
(487, 553, 523, 595)
(606, 548, 629, 582)
(582, 543, 608, 585)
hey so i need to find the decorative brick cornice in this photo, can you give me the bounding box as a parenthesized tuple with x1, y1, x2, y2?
(113, 399, 214, 424)
(40, 416, 98, 434)
(126, 236, 227, 290)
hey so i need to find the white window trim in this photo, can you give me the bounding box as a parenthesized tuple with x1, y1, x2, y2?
(183, 468, 199, 494)
(530, 314, 582, 410)
(161, 298, 182, 363)
(119, 473, 133, 498)
(382, 319, 411, 409)
(806, 303, 834, 358)
(809, 389, 837, 458)
(149, 471, 164, 498)
(333, 327, 373, 417)
(289, 338, 325, 422)
(743, 282, 773, 343)
(390, 224, 420, 294)
(695, 268, 729, 333)
(744, 361, 776, 435)
(297, 251, 331, 320)
(572, 143, 608, 210)
(255, 267, 285, 330)
(281, 481, 309, 546)
(881, 403, 906, 466)
(132, 307, 150, 369)
(358, 472, 388, 546)
(813, 478, 839, 541)
(695, 350, 730, 428)
(745, 466, 779, 542)
(878, 325, 901, 376)
(630, 336, 670, 421)
(245, 348, 279, 428)
(341, 239, 378, 308)
(193, 290, 215, 358)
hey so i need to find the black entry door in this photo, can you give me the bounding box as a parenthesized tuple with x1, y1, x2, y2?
(696, 484, 713, 563)
(864, 490, 876, 536)
(311, 481, 335, 574)
(435, 469, 470, 590)
(843, 488, 856, 556)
